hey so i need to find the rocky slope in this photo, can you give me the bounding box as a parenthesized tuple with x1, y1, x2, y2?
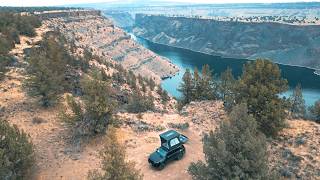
(133, 14, 320, 71)
(41, 11, 178, 82)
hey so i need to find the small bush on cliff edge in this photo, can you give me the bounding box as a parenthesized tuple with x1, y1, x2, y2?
(88, 127, 143, 180)
(0, 119, 34, 179)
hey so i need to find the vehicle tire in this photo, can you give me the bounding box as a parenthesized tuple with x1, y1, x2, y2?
(158, 162, 165, 170)
(176, 150, 185, 160)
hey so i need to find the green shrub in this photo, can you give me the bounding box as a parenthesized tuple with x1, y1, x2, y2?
(24, 32, 70, 107)
(61, 70, 117, 136)
(0, 119, 34, 179)
(168, 122, 189, 130)
(127, 91, 155, 113)
(234, 59, 288, 137)
(289, 84, 306, 118)
(188, 104, 273, 180)
(309, 100, 320, 122)
(88, 127, 143, 180)
(0, 55, 12, 80)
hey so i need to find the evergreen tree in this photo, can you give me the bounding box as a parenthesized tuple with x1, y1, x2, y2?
(178, 69, 194, 105)
(157, 85, 170, 105)
(0, 55, 12, 81)
(0, 119, 34, 179)
(148, 77, 156, 91)
(199, 64, 217, 100)
(127, 90, 155, 113)
(141, 81, 146, 93)
(128, 71, 137, 90)
(309, 100, 320, 122)
(188, 104, 272, 180)
(88, 127, 143, 180)
(24, 32, 70, 107)
(289, 84, 306, 118)
(219, 67, 236, 111)
(61, 70, 117, 136)
(193, 67, 201, 100)
(235, 59, 288, 137)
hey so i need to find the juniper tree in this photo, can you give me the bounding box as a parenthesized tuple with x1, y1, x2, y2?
(199, 64, 218, 100)
(25, 32, 70, 107)
(157, 85, 170, 105)
(127, 90, 155, 113)
(61, 70, 117, 136)
(193, 67, 201, 100)
(141, 81, 146, 93)
(147, 77, 156, 91)
(309, 100, 320, 122)
(178, 69, 194, 105)
(235, 59, 288, 137)
(289, 84, 306, 118)
(188, 104, 273, 180)
(0, 119, 34, 179)
(88, 127, 143, 180)
(219, 67, 236, 111)
(0, 55, 11, 81)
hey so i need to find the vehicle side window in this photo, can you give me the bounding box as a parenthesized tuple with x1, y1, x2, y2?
(162, 142, 169, 149)
(170, 138, 179, 147)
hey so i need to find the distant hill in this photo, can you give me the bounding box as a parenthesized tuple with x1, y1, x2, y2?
(134, 14, 320, 71)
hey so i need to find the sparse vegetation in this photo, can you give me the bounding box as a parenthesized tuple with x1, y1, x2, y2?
(168, 122, 189, 130)
(0, 12, 41, 81)
(0, 119, 34, 179)
(188, 104, 274, 179)
(88, 127, 143, 180)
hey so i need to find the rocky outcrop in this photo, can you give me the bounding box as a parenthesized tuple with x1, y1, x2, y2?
(134, 14, 320, 71)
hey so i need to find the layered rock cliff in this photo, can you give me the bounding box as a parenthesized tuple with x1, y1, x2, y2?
(133, 14, 320, 71)
(42, 11, 178, 82)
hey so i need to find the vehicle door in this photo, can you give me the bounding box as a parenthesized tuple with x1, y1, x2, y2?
(167, 138, 180, 160)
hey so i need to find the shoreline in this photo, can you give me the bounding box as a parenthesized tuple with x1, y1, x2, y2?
(135, 35, 320, 76)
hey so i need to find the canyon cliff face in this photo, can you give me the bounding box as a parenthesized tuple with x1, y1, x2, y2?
(42, 11, 178, 82)
(133, 14, 320, 70)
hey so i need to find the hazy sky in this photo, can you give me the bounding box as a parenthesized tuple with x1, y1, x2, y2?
(0, 0, 318, 7)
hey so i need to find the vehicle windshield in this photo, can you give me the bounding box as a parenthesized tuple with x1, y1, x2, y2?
(157, 148, 167, 157)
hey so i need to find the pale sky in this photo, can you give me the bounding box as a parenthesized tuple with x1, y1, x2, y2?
(0, 0, 318, 7)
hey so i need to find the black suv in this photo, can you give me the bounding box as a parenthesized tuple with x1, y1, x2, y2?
(148, 130, 188, 170)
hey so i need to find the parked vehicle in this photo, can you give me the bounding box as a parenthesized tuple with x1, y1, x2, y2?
(148, 130, 188, 170)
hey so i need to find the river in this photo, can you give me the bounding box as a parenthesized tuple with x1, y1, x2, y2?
(132, 35, 320, 107)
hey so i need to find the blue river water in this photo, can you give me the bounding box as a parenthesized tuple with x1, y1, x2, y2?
(132, 35, 320, 107)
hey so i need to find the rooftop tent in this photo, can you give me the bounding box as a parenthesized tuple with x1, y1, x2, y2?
(159, 130, 180, 149)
